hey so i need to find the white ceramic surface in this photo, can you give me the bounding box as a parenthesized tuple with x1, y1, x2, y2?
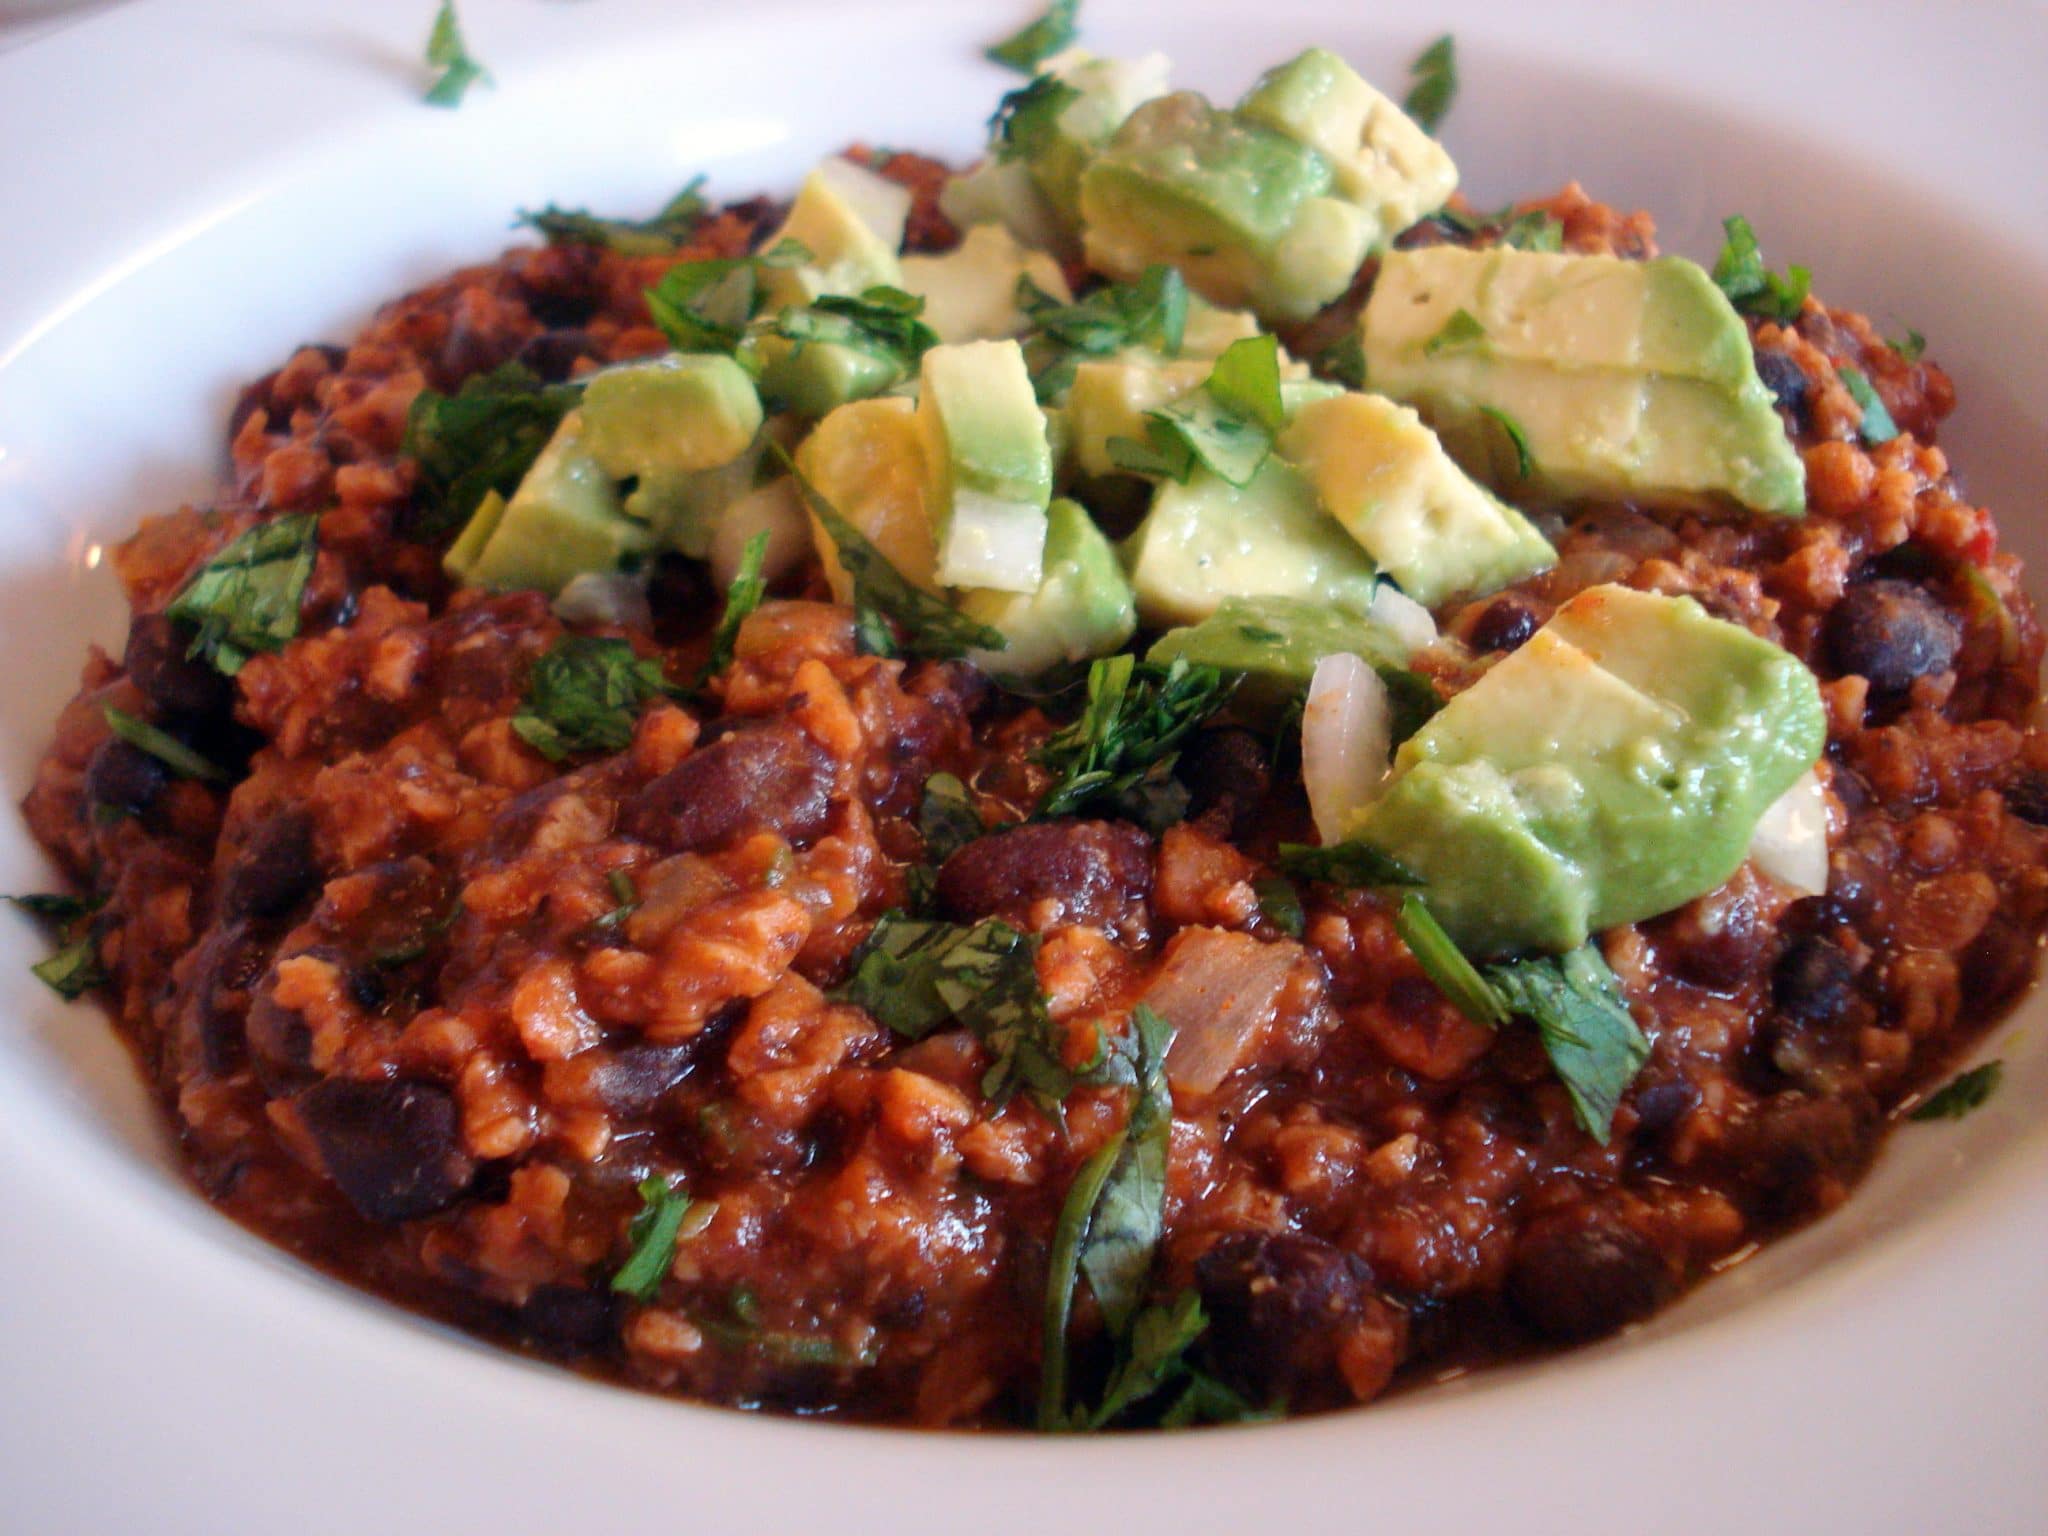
(1, 3, 2045, 1532)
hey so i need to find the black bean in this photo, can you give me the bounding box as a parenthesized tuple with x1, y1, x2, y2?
(84, 737, 169, 814)
(514, 327, 596, 383)
(936, 819, 1152, 933)
(1772, 934, 1857, 1028)
(620, 720, 835, 853)
(1506, 1204, 1671, 1342)
(1725, 1091, 1877, 1222)
(1825, 579, 1962, 694)
(220, 809, 321, 919)
(1177, 727, 1272, 840)
(171, 922, 266, 1081)
(125, 612, 232, 721)
(290, 1076, 476, 1223)
(2003, 767, 2048, 828)
(1752, 348, 1810, 425)
(518, 1284, 620, 1357)
(1194, 1230, 1402, 1405)
(1648, 878, 1769, 992)
(1468, 594, 1540, 653)
(588, 1039, 700, 1117)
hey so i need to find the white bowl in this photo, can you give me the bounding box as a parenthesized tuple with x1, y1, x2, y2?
(1, 2, 2044, 1531)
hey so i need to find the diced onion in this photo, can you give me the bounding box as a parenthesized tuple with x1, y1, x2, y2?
(1148, 928, 1302, 1095)
(1367, 583, 1437, 653)
(1301, 651, 1392, 845)
(552, 572, 651, 631)
(1749, 769, 1829, 895)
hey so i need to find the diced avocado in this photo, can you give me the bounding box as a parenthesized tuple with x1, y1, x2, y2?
(899, 223, 1072, 345)
(625, 447, 760, 558)
(960, 499, 1137, 678)
(1064, 357, 1211, 477)
(797, 396, 938, 603)
(1079, 91, 1373, 324)
(1279, 391, 1554, 605)
(1351, 585, 1827, 954)
(761, 157, 911, 309)
(1145, 594, 1415, 726)
(710, 476, 812, 590)
(1023, 49, 1173, 227)
(1362, 246, 1807, 516)
(1279, 378, 1345, 416)
(1179, 295, 1268, 360)
(579, 354, 764, 481)
(1123, 458, 1380, 627)
(1237, 47, 1458, 251)
(751, 333, 905, 419)
(445, 411, 653, 596)
(917, 340, 1053, 593)
(939, 158, 1070, 257)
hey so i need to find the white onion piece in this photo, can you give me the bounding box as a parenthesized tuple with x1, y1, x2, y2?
(552, 572, 651, 631)
(1148, 928, 1304, 1095)
(711, 478, 811, 591)
(1302, 651, 1393, 845)
(1748, 769, 1829, 895)
(1367, 583, 1437, 653)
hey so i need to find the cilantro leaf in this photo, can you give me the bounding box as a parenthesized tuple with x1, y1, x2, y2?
(1424, 306, 1488, 356)
(1402, 34, 1457, 134)
(643, 239, 810, 356)
(754, 285, 938, 380)
(517, 177, 707, 257)
(1203, 333, 1285, 435)
(986, 0, 1080, 73)
(1893, 329, 1927, 364)
(1500, 208, 1564, 252)
(698, 530, 770, 685)
(1018, 265, 1188, 398)
(511, 636, 672, 762)
(1077, 1005, 1175, 1336)
(1275, 841, 1421, 888)
(777, 448, 1007, 660)
(1394, 893, 1508, 1026)
(1035, 655, 1233, 827)
(1316, 331, 1368, 390)
(918, 772, 983, 866)
(1484, 945, 1649, 1144)
(402, 363, 581, 538)
(1908, 1060, 2002, 1121)
(1111, 332, 1286, 486)
(1252, 876, 1305, 938)
(423, 0, 491, 108)
(31, 935, 104, 1000)
(1710, 215, 1811, 324)
(164, 512, 319, 676)
(102, 706, 227, 783)
(4, 893, 99, 923)
(589, 869, 639, 934)
(1479, 405, 1534, 481)
(1838, 365, 1900, 446)
(1039, 1129, 1122, 1428)
(1087, 1289, 1206, 1428)
(610, 1176, 691, 1301)
(990, 74, 1082, 164)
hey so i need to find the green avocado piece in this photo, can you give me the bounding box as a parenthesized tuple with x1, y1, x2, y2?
(1123, 457, 1380, 627)
(579, 354, 764, 480)
(899, 223, 1072, 345)
(759, 157, 911, 309)
(960, 499, 1137, 679)
(1236, 47, 1459, 251)
(623, 434, 767, 558)
(1145, 594, 1423, 728)
(1362, 246, 1807, 517)
(1064, 356, 1212, 477)
(750, 333, 905, 419)
(1079, 91, 1372, 324)
(1021, 50, 1173, 229)
(1279, 390, 1555, 605)
(917, 339, 1054, 593)
(445, 411, 653, 596)
(1352, 585, 1827, 954)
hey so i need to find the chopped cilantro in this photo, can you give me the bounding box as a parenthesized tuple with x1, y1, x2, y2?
(754, 285, 938, 380)
(423, 0, 491, 108)
(4, 893, 98, 923)
(31, 935, 104, 1000)
(1107, 333, 1285, 486)
(698, 530, 770, 685)
(778, 449, 1006, 660)
(164, 512, 319, 676)
(610, 1176, 691, 1301)
(1893, 329, 1927, 364)
(517, 177, 707, 256)
(990, 74, 1082, 164)
(642, 239, 810, 356)
(1402, 34, 1457, 134)
(590, 869, 640, 934)
(1035, 655, 1234, 828)
(1317, 331, 1368, 390)
(102, 706, 227, 783)
(1395, 894, 1509, 1027)
(402, 363, 582, 539)
(1838, 365, 1900, 445)
(1275, 840, 1421, 888)
(1253, 876, 1305, 938)
(1076, 1005, 1174, 1335)
(1710, 215, 1811, 324)
(1484, 945, 1650, 1144)
(986, 0, 1079, 73)
(1908, 1060, 2002, 1121)
(1204, 333, 1285, 435)
(1084, 1288, 1207, 1428)
(1423, 306, 1488, 357)
(1499, 208, 1564, 251)
(1039, 1132, 1120, 1427)
(1479, 404, 1534, 480)
(511, 636, 672, 762)
(1018, 265, 1188, 398)
(918, 772, 983, 866)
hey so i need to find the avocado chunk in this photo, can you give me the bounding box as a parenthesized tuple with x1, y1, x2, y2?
(1237, 47, 1458, 251)
(917, 340, 1054, 593)
(939, 157, 1070, 258)
(1064, 356, 1212, 477)
(760, 157, 911, 310)
(444, 412, 653, 596)
(580, 354, 764, 481)
(1362, 247, 1807, 517)
(960, 499, 1137, 679)
(1145, 594, 1422, 727)
(1351, 584, 1827, 954)
(750, 333, 906, 419)
(899, 223, 1072, 345)
(1123, 458, 1380, 627)
(1079, 91, 1373, 324)
(797, 395, 938, 603)
(1021, 49, 1174, 229)
(1279, 390, 1555, 606)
